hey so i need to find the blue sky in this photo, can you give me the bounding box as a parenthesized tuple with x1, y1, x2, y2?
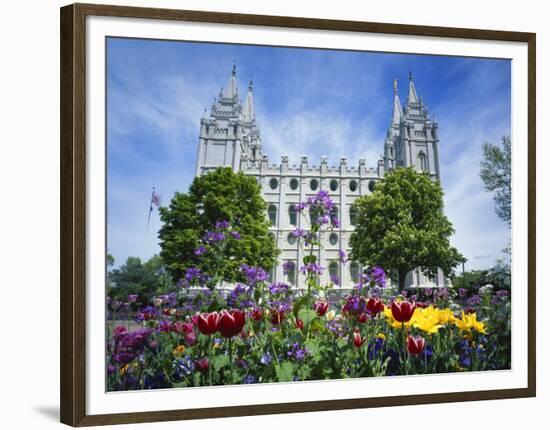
(107, 37, 511, 272)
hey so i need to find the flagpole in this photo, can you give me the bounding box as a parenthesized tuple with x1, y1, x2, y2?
(141, 187, 155, 261)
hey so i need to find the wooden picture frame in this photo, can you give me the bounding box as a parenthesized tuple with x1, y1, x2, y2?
(60, 2, 536, 426)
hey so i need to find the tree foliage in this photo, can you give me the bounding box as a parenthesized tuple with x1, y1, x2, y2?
(158, 167, 278, 283)
(108, 255, 169, 303)
(349, 167, 464, 290)
(479, 136, 511, 225)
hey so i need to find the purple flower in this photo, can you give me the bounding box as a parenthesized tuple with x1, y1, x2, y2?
(227, 283, 254, 309)
(338, 249, 347, 263)
(194, 245, 207, 256)
(287, 342, 308, 362)
(292, 228, 306, 238)
(184, 267, 203, 286)
(330, 274, 340, 285)
(230, 231, 241, 240)
(260, 352, 272, 365)
(331, 217, 340, 228)
(300, 263, 324, 276)
(467, 294, 482, 307)
(127, 294, 138, 303)
(282, 261, 295, 275)
(112, 328, 153, 365)
(215, 220, 230, 229)
(342, 295, 367, 316)
(203, 230, 225, 244)
(459, 288, 467, 298)
(241, 264, 268, 286)
(496, 290, 510, 298)
(268, 282, 291, 295)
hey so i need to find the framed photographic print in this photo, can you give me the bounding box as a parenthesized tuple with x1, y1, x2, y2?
(60, 2, 536, 426)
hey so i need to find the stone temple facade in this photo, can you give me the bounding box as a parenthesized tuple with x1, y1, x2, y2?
(195, 65, 449, 289)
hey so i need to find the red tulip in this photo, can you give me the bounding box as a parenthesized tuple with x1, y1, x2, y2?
(366, 297, 384, 316)
(407, 335, 426, 355)
(250, 308, 264, 321)
(391, 300, 416, 323)
(270, 309, 286, 325)
(353, 330, 366, 348)
(197, 312, 219, 335)
(171, 321, 194, 334)
(313, 300, 329, 317)
(295, 318, 304, 330)
(218, 309, 246, 338)
(195, 357, 209, 372)
(357, 313, 368, 323)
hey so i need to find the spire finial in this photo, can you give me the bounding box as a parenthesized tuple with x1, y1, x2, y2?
(248, 77, 253, 91)
(409, 70, 413, 81)
(393, 78, 398, 95)
(232, 60, 237, 76)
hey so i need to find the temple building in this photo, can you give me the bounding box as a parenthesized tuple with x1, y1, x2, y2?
(195, 64, 448, 289)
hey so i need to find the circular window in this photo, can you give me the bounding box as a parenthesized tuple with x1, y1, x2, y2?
(287, 233, 297, 245)
(289, 178, 299, 190)
(269, 178, 279, 190)
(368, 180, 377, 192)
(330, 180, 338, 192)
(349, 180, 358, 192)
(310, 179, 319, 191)
(329, 233, 338, 245)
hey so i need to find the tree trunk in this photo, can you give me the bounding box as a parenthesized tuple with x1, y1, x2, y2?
(398, 269, 407, 292)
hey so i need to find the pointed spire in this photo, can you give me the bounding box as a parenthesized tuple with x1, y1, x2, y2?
(222, 62, 238, 99)
(408, 70, 419, 104)
(243, 78, 255, 122)
(392, 78, 402, 126)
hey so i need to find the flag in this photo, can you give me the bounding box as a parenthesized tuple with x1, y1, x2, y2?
(149, 188, 161, 214)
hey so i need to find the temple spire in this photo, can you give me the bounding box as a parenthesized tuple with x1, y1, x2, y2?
(392, 78, 402, 126)
(243, 79, 255, 122)
(408, 70, 419, 104)
(222, 62, 238, 99)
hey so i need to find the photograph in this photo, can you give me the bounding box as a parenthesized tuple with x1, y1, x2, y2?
(105, 37, 512, 391)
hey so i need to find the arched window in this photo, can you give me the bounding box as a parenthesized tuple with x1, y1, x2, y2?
(349, 206, 357, 226)
(287, 232, 297, 245)
(350, 262, 360, 284)
(349, 180, 358, 192)
(285, 261, 297, 285)
(288, 205, 297, 226)
(329, 261, 340, 285)
(269, 178, 279, 190)
(368, 180, 376, 192)
(268, 205, 277, 226)
(289, 178, 299, 190)
(330, 179, 338, 192)
(418, 152, 427, 172)
(310, 179, 319, 191)
(329, 233, 338, 246)
(330, 205, 338, 223)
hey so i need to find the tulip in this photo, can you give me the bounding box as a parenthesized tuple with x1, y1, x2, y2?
(171, 321, 194, 334)
(391, 300, 416, 323)
(218, 309, 246, 338)
(366, 297, 384, 316)
(407, 335, 426, 355)
(270, 309, 286, 325)
(295, 318, 304, 330)
(197, 312, 219, 335)
(313, 300, 329, 317)
(250, 308, 264, 321)
(357, 313, 368, 323)
(195, 358, 209, 373)
(353, 330, 366, 348)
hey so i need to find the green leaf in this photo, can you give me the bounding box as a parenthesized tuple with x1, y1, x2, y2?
(298, 308, 318, 327)
(211, 354, 230, 372)
(275, 361, 295, 382)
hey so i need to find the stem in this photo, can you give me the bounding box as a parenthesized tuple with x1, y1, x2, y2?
(228, 337, 234, 385)
(208, 336, 213, 386)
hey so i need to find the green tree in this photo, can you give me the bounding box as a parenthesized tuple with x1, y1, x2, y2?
(158, 167, 278, 283)
(479, 136, 511, 225)
(349, 167, 464, 290)
(108, 255, 168, 304)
